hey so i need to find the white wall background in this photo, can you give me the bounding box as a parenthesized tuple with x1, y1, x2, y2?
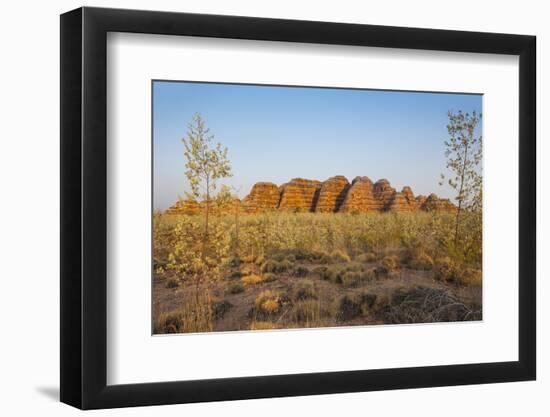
(0, 0, 546, 415)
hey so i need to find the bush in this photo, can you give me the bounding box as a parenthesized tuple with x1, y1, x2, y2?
(286, 254, 297, 263)
(371, 293, 390, 313)
(228, 270, 245, 280)
(228, 282, 245, 294)
(165, 277, 179, 289)
(333, 293, 362, 321)
(381, 286, 481, 323)
(332, 292, 378, 321)
(294, 265, 309, 277)
(241, 274, 264, 285)
(154, 311, 182, 333)
(263, 272, 277, 282)
(315, 251, 333, 264)
(292, 279, 317, 301)
(212, 300, 232, 320)
(379, 255, 399, 273)
(407, 252, 434, 270)
(312, 265, 328, 276)
(331, 249, 351, 263)
(322, 266, 344, 284)
(291, 300, 320, 323)
(341, 271, 362, 287)
(271, 252, 286, 262)
(345, 262, 363, 272)
(276, 260, 293, 273)
(261, 260, 278, 273)
(433, 257, 458, 282)
(250, 321, 276, 330)
(226, 256, 241, 268)
(255, 290, 281, 315)
(355, 252, 377, 263)
(361, 268, 378, 282)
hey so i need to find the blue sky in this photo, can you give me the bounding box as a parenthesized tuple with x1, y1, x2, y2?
(153, 81, 482, 210)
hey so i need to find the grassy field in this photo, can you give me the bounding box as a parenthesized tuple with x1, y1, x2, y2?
(153, 211, 482, 334)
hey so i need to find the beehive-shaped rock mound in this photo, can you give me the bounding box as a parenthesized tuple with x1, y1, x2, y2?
(165, 199, 200, 215)
(388, 186, 418, 212)
(278, 178, 322, 212)
(372, 179, 396, 211)
(315, 175, 350, 213)
(339, 176, 377, 213)
(421, 193, 457, 212)
(242, 182, 280, 213)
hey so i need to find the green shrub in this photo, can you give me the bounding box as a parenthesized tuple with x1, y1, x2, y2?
(361, 268, 378, 282)
(276, 260, 293, 273)
(312, 265, 328, 276)
(228, 270, 245, 280)
(292, 279, 317, 301)
(226, 256, 241, 268)
(286, 254, 297, 263)
(263, 272, 277, 282)
(228, 282, 245, 294)
(333, 291, 379, 321)
(341, 271, 361, 287)
(212, 300, 232, 320)
(322, 266, 344, 284)
(261, 260, 278, 273)
(345, 262, 363, 272)
(294, 265, 309, 277)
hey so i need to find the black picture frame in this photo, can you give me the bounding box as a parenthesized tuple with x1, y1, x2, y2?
(60, 6, 536, 410)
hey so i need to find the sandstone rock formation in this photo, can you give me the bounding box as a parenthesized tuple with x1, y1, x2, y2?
(168, 175, 457, 215)
(278, 178, 322, 212)
(315, 175, 350, 213)
(165, 198, 200, 215)
(420, 193, 457, 212)
(387, 186, 419, 212)
(372, 179, 396, 211)
(242, 182, 280, 213)
(340, 176, 376, 213)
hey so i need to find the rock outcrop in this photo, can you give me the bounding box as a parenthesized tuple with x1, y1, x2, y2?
(167, 175, 457, 215)
(340, 176, 376, 213)
(387, 186, 420, 212)
(278, 178, 322, 212)
(372, 179, 396, 211)
(165, 199, 200, 215)
(420, 193, 457, 212)
(242, 182, 280, 213)
(315, 176, 350, 213)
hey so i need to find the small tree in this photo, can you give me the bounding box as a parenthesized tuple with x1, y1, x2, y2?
(440, 110, 482, 246)
(182, 113, 232, 239)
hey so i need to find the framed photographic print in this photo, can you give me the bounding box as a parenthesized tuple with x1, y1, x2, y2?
(60, 6, 536, 409)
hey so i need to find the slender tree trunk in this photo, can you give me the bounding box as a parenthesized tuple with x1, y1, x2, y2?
(454, 142, 469, 245)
